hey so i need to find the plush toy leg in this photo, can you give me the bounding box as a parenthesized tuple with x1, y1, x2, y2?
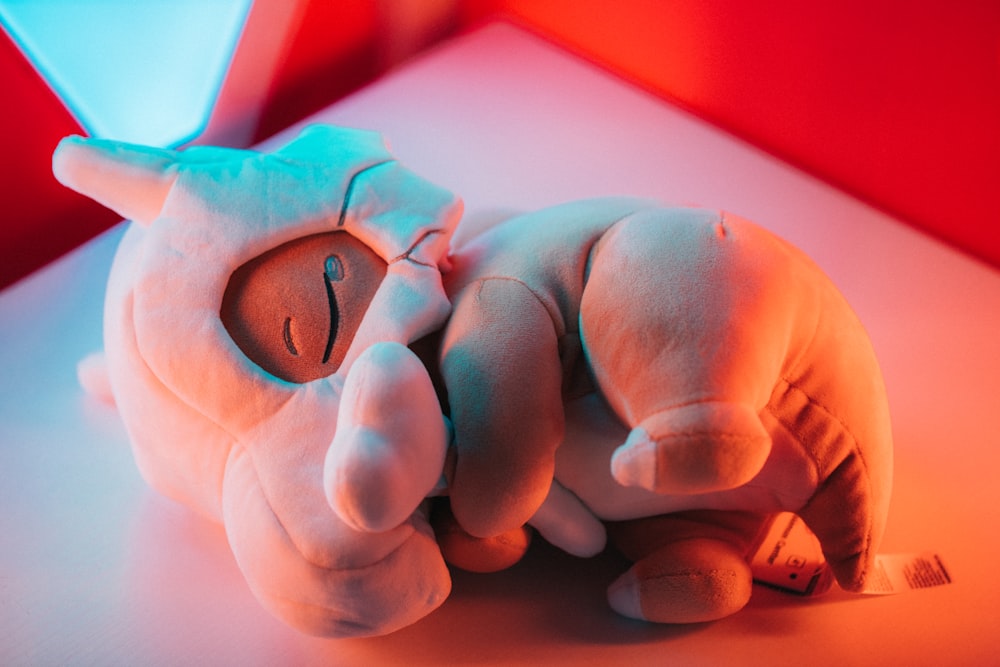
(581, 209, 790, 495)
(606, 511, 768, 624)
(441, 277, 566, 539)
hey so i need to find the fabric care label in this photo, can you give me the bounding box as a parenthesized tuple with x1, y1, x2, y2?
(750, 512, 835, 595)
(861, 552, 953, 594)
(749, 512, 952, 596)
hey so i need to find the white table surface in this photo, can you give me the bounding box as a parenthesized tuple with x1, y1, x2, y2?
(3, 22, 999, 666)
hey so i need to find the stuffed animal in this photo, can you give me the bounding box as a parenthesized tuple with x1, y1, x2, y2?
(53, 125, 892, 636)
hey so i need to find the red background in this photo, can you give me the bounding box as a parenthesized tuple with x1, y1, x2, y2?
(3, 0, 998, 288)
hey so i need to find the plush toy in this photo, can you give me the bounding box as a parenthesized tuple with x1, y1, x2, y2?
(53, 125, 892, 637)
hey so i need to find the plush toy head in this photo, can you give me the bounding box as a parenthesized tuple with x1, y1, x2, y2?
(53, 125, 463, 636)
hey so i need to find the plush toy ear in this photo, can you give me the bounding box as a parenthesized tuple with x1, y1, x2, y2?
(52, 135, 178, 226)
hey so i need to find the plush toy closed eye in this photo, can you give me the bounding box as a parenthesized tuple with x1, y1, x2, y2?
(54, 125, 892, 636)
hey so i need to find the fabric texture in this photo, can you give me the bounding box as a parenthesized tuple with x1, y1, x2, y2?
(440, 201, 893, 620)
(54, 125, 892, 635)
(53, 125, 462, 637)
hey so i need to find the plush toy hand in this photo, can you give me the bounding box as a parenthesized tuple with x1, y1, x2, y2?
(441, 202, 892, 623)
(325, 341, 448, 532)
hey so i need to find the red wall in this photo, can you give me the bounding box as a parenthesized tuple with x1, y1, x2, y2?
(0, 30, 119, 289)
(3, 1, 998, 290)
(461, 0, 1000, 269)
(251, 0, 381, 142)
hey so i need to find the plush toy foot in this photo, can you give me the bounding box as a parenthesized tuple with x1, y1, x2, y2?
(607, 537, 753, 623)
(606, 510, 767, 624)
(611, 401, 770, 495)
(527, 479, 607, 558)
(433, 502, 532, 573)
(325, 342, 448, 532)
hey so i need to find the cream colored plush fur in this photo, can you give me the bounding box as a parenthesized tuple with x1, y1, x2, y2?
(53, 125, 891, 635)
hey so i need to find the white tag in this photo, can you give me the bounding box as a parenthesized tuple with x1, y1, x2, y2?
(861, 552, 952, 594)
(749, 512, 951, 596)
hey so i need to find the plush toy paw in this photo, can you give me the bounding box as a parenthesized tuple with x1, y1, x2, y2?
(607, 538, 753, 623)
(606, 511, 766, 624)
(527, 479, 607, 558)
(433, 501, 533, 573)
(325, 341, 448, 533)
(610, 401, 771, 495)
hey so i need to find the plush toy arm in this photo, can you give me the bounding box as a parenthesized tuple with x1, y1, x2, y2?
(441, 277, 565, 539)
(325, 342, 447, 533)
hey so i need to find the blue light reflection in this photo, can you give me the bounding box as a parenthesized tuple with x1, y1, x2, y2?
(0, 0, 251, 147)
